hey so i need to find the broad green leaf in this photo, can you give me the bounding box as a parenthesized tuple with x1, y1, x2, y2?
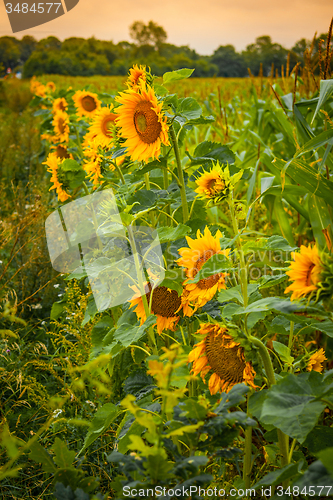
(272, 341, 294, 364)
(303, 426, 333, 453)
(91, 316, 114, 349)
(308, 194, 332, 249)
(178, 398, 208, 420)
(188, 253, 232, 284)
(253, 463, 300, 488)
(189, 141, 235, 165)
(258, 372, 330, 443)
(308, 320, 333, 338)
(163, 68, 194, 84)
(316, 447, 333, 477)
(61, 159, 82, 172)
(157, 223, 191, 243)
(153, 83, 168, 95)
(78, 403, 120, 455)
(311, 79, 333, 123)
(114, 315, 157, 348)
(218, 285, 244, 305)
(159, 269, 183, 296)
(50, 300, 67, 320)
(293, 460, 333, 489)
(178, 97, 202, 120)
(52, 438, 76, 468)
(29, 442, 56, 473)
(185, 115, 215, 126)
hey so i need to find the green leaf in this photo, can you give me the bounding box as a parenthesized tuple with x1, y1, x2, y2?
(52, 438, 76, 468)
(303, 426, 333, 453)
(272, 341, 294, 364)
(308, 320, 333, 337)
(273, 157, 333, 207)
(178, 398, 208, 420)
(153, 83, 168, 95)
(163, 68, 194, 84)
(258, 372, 329, 443)
(189, 141, 235, 165)
(218, 285, 244, 305)
(114, 315, 157, 348)
(29, 442, 56, 473)
(253, 463, 300, 488)
(159, 269, 184, 296)
(293, 460, 333, 488)
(61, 159, 82, 172)
(188, 253, 231, 284)
(50, 300, 67, 320)
(295, 128, 333, 158)
(91, 316, 114, 350)
(157, 224, 191, 243)
(308, 194, 332, 249)
(78, 403, 120, 455)
(178, 97, 202, 120)
(185, 115, 215, 126)
(316, 447, 333, 477)
(311, 79, 333, 123)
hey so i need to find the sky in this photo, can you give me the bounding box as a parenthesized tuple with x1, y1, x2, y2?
(0, 0, 332, 54)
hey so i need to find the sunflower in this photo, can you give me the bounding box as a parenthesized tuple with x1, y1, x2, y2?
(73, 90, 101, 118)
(52, 110, 70, 143)
(195, 164, 243, 203)
(129, 282, 183, 334)
(30, 77, 46, 97)
(115, 82, 169, 163)
(53, 97, 68, 114)
(43, 154, 70, 202)
(284, 245, 323, 301)
(307, 348, 327, 372)
(188, 323, 257, 395)
(46, 81, 56, 93)
(127, 64, 147, 90)
(88, 105, 117, 148)
(51, 144, 72, 159)
(177, 226, 230, 312)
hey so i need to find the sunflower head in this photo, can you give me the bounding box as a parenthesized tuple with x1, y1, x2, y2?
(73, 90, 101, 118)
(43, 154, 71, 202)
(88, 105, 117, 148)
(52, 110, 70, 143)
(126, 64, 150, 90)
(53, 97, 68, 114)
(115, 82, 170, 163)
(284, 244, 324, 301)
(195, 164, 243, 204)
(46, 81, 56, 93)
(307, 348, 327, 372)
(177, 226, 230, 312)
(188, 323, 257, 395)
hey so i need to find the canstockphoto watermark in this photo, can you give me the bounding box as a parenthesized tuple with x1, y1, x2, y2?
(123, 486, 257, 497)
(3, 0, 80, 33)
(45, 188, 165, 311)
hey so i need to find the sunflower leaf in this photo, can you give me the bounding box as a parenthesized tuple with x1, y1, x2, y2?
(162, 68, 194, 84)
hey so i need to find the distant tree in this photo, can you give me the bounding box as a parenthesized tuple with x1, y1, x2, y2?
(0, 36, 21, 70)
(20, 35, 37, 63)
(211, 45, 247, 77)
(37, 36, 61, 51)
(243, 35, 288, 76)
(130, 21, 167, 48)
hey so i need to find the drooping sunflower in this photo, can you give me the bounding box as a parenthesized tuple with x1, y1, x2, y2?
(51, 144, 72, 160)
(177, 226, 230, 312)
(115, 82, 169, 163)
(43, 154, 70, 202)
(284, 245, 323, 301)
(307, 348, 327, 372)
(195, 164, 243, 203)
(73, 90, 101, 118)
(88, 105, 117, 148)
(127, 64, 147, 90)
(53, 97, 68, 114)
(188, 323, 257, 395)
(52, 110, 70, 143)
(129, 282, 183, 334)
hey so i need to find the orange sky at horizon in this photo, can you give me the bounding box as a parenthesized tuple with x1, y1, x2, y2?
(0, 0, 332, 54)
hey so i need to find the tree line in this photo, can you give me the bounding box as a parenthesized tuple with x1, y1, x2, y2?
(0, 20, 331, 78)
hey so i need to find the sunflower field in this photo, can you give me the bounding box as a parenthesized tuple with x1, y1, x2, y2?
(1, 32, 333, 500)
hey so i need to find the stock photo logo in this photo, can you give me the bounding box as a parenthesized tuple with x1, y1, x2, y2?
(45, 188, 165, 312)
(3, 0, 80, 33)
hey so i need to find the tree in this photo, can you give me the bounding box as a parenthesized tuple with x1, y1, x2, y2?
(129, 21, 167, 48)
(0, 37, 21, 70)
(20, 35, 37, 63)
(243, 36, 288, 76)
(211, 45, 246, 77)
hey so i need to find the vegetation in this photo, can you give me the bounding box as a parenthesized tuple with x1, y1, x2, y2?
(0, 21, 332, 78)
(1, 19, 333, 500)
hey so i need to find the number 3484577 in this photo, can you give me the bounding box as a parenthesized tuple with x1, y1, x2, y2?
(5, 3, 62, 14)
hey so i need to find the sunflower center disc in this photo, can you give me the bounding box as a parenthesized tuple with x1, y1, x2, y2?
(193, 250, 221, 289)
(82, 96, 97, 112)
(134, 101, 162, 144)
(102, 114, 117, 137)
(58, 118, 65, 134)
(56, 145, 70, 159)
(146, 286, 181, 317)
(205, 334, 245, 384)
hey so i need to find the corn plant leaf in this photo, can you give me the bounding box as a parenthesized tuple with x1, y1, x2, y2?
(308, 194, 332, 249)
(311, 79, 333, 124)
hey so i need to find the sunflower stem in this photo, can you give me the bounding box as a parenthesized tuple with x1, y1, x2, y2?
(82, 181, 103, 251)
(229, 195, 248, 308)
(243, 396, 253, 489)
(170, 126, 189, 223)
(113, 160, 126, 185)
(248, 335, 290, 470)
